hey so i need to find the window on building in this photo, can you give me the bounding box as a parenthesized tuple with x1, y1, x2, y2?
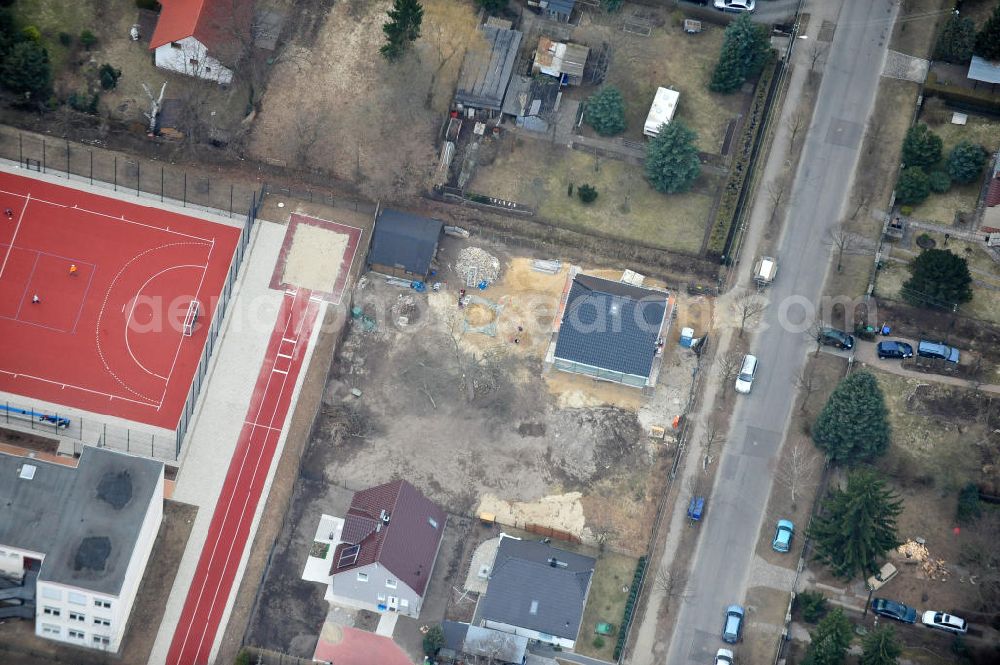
(189, 58, 199, 66)
(356, 572, 368, 582)
(385, 579, 397, 589)
(68, 592, 87, 606)
(94, 599, 111, 609)
(205, 66, 212, 72)
(93, 635, 110, 647)
(93, 617, 111, 627)
(170, 41, 181, 49)
(43, 607, 61, 617)
(400, 598, 409, 609)
(69, 612, 85, 622)
(41, 587, 62, 601)
(41, 624, 61, 637)
(377, 594, 386, 602)
(68, 630, 85, 640)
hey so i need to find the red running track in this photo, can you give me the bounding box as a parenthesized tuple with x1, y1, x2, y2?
(166, 289, 318, 665)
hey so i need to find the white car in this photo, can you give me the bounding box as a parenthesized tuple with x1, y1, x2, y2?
(715, 0, 756, 12)
(715, 648, 735, 665)
(734, 354, 757, 394)
(921, 610, 968, 634)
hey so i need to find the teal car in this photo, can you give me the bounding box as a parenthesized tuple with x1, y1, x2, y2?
(772, 519, 794, 552)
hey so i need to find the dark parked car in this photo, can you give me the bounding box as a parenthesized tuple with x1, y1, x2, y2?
(871, 598, 918, 623)
(818, 328, 855, 350)
(877, 341, 913, 359)
(722, 605, 745, 643)
(917, 340, 959, 363)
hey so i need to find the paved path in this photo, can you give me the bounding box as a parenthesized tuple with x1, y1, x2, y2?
(658, 0, 898, 663)
(530, 643, 615, 665)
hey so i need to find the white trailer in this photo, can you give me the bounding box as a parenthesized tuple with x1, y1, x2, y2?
(643, 87, 680, 137)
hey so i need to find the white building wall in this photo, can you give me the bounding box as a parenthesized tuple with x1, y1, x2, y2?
(154, 36, 234, 85)
(0, 544, 44, 579)
(482, 619, 575, 650)
(328, 562, 422, 618)
(31, 473, 163, 653)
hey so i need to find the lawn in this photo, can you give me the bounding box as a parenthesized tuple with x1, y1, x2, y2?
(575, 551, 637, 660)
(889, 0, 951, 59)
(869, 369, 982, 491)
(599, 15, 741, 153)
(877, 241, 1000, 323)
(14, 0, 97, 74)
(910, 115, 1000, 225)
(472, 138, 716, 255)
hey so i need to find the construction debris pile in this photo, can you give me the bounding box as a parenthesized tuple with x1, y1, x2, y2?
(456, 247, 501, 287)
(897, 540, 949, 581)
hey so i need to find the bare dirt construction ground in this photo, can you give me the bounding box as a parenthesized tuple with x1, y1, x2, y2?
(0, 500, 196, 665)
(322, 243, 698, 557)
(249, 0, 485, 199)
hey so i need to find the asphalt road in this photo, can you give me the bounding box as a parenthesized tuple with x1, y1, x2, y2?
(663, 1, 898, 663)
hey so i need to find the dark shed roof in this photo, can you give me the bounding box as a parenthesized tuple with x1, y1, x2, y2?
(455, 26, 523, 111)
(553, 274, 668, 379)
(547, 0, 576, 16)
(368, 208, 443, 277)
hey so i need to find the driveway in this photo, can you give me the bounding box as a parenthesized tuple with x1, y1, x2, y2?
(849, 337, 1000, 394)
(661, 0, 899, 663)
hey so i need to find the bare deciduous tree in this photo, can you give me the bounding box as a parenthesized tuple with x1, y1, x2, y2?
(702, 420, 721, 471)
(796, 367, 820, 413)
(776, 441, 820, 510)
(654, 568, 688, 607)
(718, 350, 742, 395)
(865, 118, 883, 156)
(786, 109, 807, 149)
(734, 290, 767, 338)
(850, 180, 875, 220)
(808, 42, 827, 72)
(767, 177, 789, 226)
(824, 223, 854, 273)
(806, 318, 826, 357)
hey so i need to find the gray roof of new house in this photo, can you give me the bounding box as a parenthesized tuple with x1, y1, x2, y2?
(368, 208, 443, 277)
(455, 26, 523, 111)
(0, 447, 163, 595)
(479, 537, 595, 641)
(553, 274, 669, 379)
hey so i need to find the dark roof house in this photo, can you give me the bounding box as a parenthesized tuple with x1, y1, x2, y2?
(330, 480, 446, 600)
(455, 26, 523, 112)
(367, 208, 443, 279)
(478, 536, 595, 649)
(551, 274, 672, 388)
(539, 0, 576, 23)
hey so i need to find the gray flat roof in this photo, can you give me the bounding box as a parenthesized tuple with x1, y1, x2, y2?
(480, 537, 595, 641)
(0, 447, 163, 595)
(455, 26, 523, 111)
(968, 56, 1000, 85)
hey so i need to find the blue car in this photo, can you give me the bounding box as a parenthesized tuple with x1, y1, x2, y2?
(772, 519, 794, 552)
(917, 340, 959, 364)
(722, 605, 745, 643)
(871, 598, 918, 623)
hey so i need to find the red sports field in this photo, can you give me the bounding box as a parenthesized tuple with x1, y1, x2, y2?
(0, 171, 240, 429)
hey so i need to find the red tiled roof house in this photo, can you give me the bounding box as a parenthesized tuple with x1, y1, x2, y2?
(149, 0, 251, 85)
(328, 480, 447, 618)
(981, 151, 1000, 235)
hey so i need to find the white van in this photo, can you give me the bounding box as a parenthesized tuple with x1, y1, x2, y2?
(734, 354, 757, 394)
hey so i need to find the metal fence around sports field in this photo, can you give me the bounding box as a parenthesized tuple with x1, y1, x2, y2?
(0, 128, 259, 462)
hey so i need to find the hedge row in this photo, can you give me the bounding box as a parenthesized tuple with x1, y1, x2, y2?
(706, 56, 779, 258)
(924, 72, 1000, 115)
(613, 556, 647, 661)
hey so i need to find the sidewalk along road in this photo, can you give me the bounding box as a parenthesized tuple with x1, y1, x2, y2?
(165, 289, 319, 665)
(663, 1, 898, 663)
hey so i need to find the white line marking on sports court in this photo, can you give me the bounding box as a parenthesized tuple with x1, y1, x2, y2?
(124, 264, 207, 380)
(0, 193, 30, 283)
(159, 238, 216, 409)
(0, 368, 159, 407)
